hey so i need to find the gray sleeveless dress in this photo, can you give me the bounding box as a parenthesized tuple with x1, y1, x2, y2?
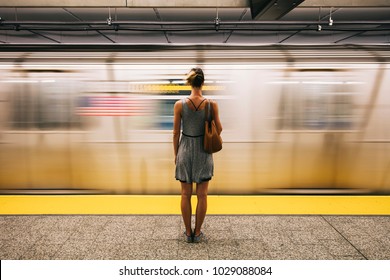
(175, 98, 213, 184)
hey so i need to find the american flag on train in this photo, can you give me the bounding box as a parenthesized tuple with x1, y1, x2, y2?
(76, 95, 151, 116)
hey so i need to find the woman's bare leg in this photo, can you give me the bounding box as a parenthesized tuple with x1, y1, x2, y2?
(194, 181, 209, 236)
(181, 182, 193, 236)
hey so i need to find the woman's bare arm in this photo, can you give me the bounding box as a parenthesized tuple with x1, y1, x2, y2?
(173, 100, 182, 164)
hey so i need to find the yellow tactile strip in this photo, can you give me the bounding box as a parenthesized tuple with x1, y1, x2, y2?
(0, 195, 389, 215)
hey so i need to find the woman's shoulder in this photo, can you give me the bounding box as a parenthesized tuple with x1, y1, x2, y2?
(206, 98, 217, 103)
(207, 99, 219, 109)
(174, 99, 184, 106)
(174, 99, 183, 112)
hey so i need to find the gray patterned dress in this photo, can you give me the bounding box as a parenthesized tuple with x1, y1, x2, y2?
(175, 98, 213, 184)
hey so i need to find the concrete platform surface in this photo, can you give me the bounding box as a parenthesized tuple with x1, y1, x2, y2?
(0, 215, 389, 260)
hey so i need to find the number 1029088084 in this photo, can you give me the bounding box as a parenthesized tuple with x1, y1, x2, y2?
(212, 266, 272, 276)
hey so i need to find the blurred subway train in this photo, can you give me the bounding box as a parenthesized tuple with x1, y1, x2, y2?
(0, 45, 389, 195)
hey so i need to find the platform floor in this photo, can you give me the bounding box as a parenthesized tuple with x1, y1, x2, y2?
(1, 215, 389, 260)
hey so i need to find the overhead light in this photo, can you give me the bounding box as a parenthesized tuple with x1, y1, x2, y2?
(317, 6, 322, 31)
(345, 81, 365, 85)
(214, 7, 220, 31)
(1, 80, 38, 83)
(302, 81, 343, 85)
(215, 80, 236, 84)
(107, 7, 113, 26)
(171, 80, 186, 84)
(128, 81, 170, 84)
(267, 81, 300, 84)
(268, 81, 363, 85)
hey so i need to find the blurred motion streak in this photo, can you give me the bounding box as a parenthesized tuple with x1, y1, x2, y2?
(76, 95, 151, 117)
(0, 46, 389, 195)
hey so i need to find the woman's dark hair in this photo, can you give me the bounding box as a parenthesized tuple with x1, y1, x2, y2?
(186, 67, 204, 88)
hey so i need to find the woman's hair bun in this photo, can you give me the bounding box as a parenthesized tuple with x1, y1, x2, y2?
(186, 67, 204, 88)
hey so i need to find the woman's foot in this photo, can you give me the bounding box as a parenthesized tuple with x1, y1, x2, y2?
(193, 232, 204, 243)
(183, 232, 192, 243)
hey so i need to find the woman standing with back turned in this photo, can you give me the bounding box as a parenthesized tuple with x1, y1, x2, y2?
(173, 67, 222, 243)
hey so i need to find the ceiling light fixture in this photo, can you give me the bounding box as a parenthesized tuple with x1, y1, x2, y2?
(329, 7, 333, 26)
(214, 8, 220, 32)
(317, 6, 322, 32)
(107, 7, 112, 26)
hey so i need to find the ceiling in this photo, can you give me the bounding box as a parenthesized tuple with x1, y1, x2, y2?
(0, 4, 390, 45)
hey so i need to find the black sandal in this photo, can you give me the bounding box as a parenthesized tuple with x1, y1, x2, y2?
(193, 232, 204, 243)
(183, 232, 192, 243)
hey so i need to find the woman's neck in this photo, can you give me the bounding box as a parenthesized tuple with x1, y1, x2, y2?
(190, 87, 202, 98)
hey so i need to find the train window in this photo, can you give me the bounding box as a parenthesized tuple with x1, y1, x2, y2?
(277, 82, 356, 131)
(157, 99, 176, 130)
(10, 82, 84, 130)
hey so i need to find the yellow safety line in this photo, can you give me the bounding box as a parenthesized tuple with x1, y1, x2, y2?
(0, 195, 389, 215)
